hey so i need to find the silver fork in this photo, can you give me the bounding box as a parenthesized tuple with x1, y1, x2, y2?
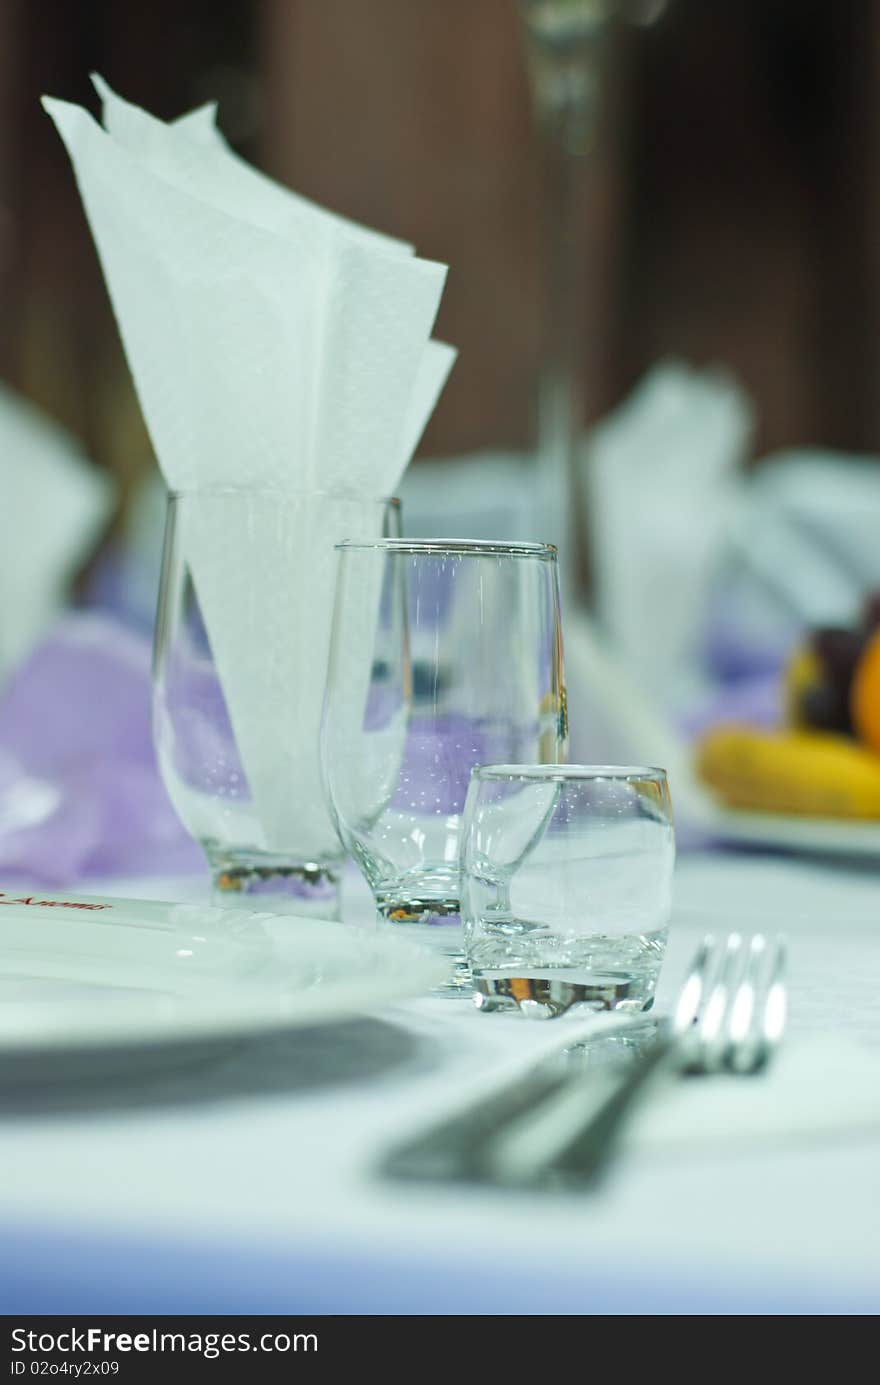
(486, 931, 787, 1189)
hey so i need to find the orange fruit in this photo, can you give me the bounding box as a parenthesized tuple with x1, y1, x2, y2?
(850, 628, 880, 754)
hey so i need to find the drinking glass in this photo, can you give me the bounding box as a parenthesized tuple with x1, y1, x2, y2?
(320, 539, 567, 985)
(460, 764, 674, 1016)
(152, 490, 399, 916)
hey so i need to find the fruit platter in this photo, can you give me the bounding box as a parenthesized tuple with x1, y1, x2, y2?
(695, 594, 880, 855)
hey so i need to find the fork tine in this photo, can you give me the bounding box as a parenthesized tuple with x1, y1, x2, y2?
(671, 934, 718, 1035)
(756, 936, 787, 1070)
(693, 932, 743, 1072)
(728, 934, 786, 1073)
(490, 932, 785, 1189)
(725, 933, 764, 1065)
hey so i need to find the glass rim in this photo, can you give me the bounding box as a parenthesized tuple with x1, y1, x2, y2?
(472, 763, 668, 784)
(335, 538, 557, 558)
(166, 488, 400, 507)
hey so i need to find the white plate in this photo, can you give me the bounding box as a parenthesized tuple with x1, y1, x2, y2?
(0, 891, 446, 1061)
(709, 807, 880, 858)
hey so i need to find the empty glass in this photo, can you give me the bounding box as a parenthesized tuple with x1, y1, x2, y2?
(152, 490, 399, 916)
(320, 539, 567, 983)
(460, 764, 674, 1016)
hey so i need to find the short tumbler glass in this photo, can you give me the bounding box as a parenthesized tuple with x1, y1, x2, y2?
(460, 765, 674, 1016)
(320, 539, 567, 979)
(152, 489, 399, 916)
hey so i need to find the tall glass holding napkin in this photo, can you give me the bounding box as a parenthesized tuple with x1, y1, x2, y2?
(44, 79, 456, 914)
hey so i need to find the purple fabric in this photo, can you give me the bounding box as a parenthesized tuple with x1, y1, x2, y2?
(699, 588, 796, 682)
(82, 546, 154, 634)
(679, 670, 784, 741)
(0, 613, 202, 885)
(161, 646, 246, 793)
(393, 714, 533, 817)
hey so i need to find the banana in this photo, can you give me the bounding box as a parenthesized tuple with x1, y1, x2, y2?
(696, 725, 880, 819)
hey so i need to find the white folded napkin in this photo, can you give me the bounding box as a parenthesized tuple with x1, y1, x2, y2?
(0, 382, 113, 682)
(583, 360, 753, 703)
(43, 80, 456, 854)
(721, 447, 880, 636)
(46, 77, 455, 498)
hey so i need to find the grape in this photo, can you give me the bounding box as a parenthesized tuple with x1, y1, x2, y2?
(861, 592, 880, 633)
(811, 627, 864, 685)
(800, 681, 853, 735)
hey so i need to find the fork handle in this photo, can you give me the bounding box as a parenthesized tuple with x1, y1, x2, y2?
(497, 1033, 679, 1190)
(381, 1068, 574, 1182)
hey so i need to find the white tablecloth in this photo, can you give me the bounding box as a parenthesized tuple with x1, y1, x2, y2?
(3, 849, 879, 1315)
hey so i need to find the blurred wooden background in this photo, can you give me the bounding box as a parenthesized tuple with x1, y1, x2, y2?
(1, 0, 879, 515)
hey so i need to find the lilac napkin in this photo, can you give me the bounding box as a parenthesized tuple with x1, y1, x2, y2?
(0, 613, 202, 885)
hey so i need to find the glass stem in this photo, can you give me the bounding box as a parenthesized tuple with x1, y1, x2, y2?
(538, 135, 590, 603)
(521, 1, 613, 605)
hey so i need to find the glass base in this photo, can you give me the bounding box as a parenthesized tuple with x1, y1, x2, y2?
(471, 968, 658, 1019)
(204, 845, 342, 920)
(375, 896, 471, 997)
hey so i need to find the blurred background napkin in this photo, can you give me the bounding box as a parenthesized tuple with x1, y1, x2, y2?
(0, 381, 113, 684)
(43, 79, 455, 856)
(707, 449, 880, 666)
(583, 359, 754, 706)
